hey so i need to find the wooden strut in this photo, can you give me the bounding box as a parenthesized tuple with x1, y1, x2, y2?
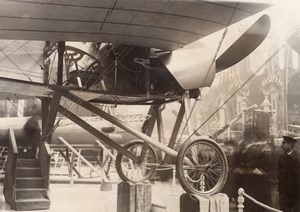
(162, 101, 186, 164)
(57, 104, 140, 162)
(51, 87, 179, 158)
(57, 41, 65, 86)
(58, 150, 83, 178)
(58, 137, 109, 182)
(42, 92, 61, 142)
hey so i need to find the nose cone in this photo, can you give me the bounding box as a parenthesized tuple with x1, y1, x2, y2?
(160, 47, 216, 90)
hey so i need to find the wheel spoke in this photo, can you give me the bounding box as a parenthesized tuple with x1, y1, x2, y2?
(116, 141, 157, 182)
(177, 139, 228, 195)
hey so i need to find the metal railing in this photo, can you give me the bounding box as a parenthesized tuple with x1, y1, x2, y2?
(237, 188, 282, 212)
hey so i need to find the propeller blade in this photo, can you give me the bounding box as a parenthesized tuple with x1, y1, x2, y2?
(216, 14, 271, 72)
(287, 30, 300, 54)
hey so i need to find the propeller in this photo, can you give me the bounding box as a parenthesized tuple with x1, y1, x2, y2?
(215, 14, 271, 72)
(159, 14, 271, 90)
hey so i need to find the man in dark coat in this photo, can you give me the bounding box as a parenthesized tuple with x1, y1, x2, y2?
(278, 136, 300, 212)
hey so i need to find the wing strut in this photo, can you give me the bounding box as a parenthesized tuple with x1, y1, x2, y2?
(50, 86, 179, 158)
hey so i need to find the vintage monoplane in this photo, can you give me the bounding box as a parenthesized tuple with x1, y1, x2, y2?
(0, 0, 273, 199)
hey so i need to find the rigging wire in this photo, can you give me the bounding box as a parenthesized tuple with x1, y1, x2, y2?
(182, 30, 300, 143)
(176, 3, 239, 144)
(0, 40, 143, 141)
(201, 3, 239, 89)
(0, 40, 33, 82)
(43, 43, 136, 139)
(6, 97, 29, 120)
(21, 42, 48, 115)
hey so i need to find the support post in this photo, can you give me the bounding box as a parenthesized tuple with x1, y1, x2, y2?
(180, 193, 229, 212)
(142, 106, 156, 136)
(41, 41, 51, 131)
(163, 102, 185, 163)
(154, 105, 165, 161)
(70, 153, 75, 184)
(57, 41, 65, 86)
(43, 92, 61, 143)
(172, 166, 176, 187)
(238, 188, 245, 212)
(117, 181, 151, 212)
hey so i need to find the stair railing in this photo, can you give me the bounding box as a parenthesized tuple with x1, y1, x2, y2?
(237, 188, 282, 212)
(3, 128, 18, 206)
(39, 135, 52, 190)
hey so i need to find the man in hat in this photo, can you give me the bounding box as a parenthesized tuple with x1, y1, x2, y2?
(278, 135, 300, 212)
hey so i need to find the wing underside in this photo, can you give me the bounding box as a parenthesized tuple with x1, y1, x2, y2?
(0, 0, 271, 50)
(0, 77, 181, 105)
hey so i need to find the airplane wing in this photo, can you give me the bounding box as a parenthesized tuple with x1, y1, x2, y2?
(0, 0, 271, 51)
(0, 0, 274, 103)
(0, 77, 181, 104)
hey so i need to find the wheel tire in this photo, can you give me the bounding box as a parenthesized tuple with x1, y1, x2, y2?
(176, 138, 228, 195)
(116, 140, 157, 182)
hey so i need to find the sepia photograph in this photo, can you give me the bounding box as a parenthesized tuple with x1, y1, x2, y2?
(0, 0, 299, 212)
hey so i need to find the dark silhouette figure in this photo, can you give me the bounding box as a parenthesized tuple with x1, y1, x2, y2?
(0, 116, 41, 159)
(278, 136, 300, 212)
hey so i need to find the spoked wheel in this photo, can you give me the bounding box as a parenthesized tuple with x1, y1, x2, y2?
(176, 138, 228, 195)
(116, 140, 157, 182)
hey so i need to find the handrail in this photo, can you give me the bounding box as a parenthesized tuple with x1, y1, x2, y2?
(238, 188, 282, 212)
(3, 128, 18, 207)
(39, 136, 52, 190)
(9, 128, 18, 154)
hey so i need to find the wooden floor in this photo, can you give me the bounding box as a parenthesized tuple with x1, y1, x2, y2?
(0, 180, 186, 212)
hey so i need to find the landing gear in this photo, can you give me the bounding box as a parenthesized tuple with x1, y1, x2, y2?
(115, 138, 228, 196)
(176, 138, 228, 195)
(115, 140, 158, 182)
(51, 87, 228, 195)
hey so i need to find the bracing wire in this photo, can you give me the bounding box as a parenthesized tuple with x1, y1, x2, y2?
(6, 97, 29, 120)
(176, 3, 239, 144)
(182, 30, 300, 144)
(0, 40, 33, 82)
(202, 3, 239, 87)
(43, 43, 137, 140)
